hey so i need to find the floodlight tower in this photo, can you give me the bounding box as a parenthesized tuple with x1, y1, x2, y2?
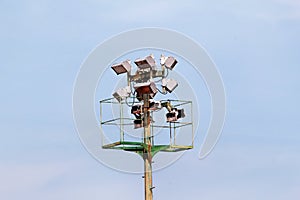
(101, 54, 193, 200)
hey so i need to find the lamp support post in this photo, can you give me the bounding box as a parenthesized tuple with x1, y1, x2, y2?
(143, 94, 153, 200)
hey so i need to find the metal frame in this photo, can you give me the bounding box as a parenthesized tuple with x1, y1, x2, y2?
(100, 97, 194, 157)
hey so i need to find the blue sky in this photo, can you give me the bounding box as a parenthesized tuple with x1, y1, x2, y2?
(1, 0, 300, 199)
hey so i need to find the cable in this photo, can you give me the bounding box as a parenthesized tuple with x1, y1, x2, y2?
(164, 68, 169, 78)
(156, 86, 167, 95)
(125, 91, 136, 107)
(153, 67, 169, 83)
(154, 77, 163, 83)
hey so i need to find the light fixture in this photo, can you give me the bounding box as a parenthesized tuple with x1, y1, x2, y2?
(133, 115, 153, 129)
(164, 56, 177, 70)
(162, 78, 178, 93)
(166, 112, 177, 122)
(134, 55, 156, 70)
(137, 93, 156, 101)
(134, 82, 158, 101)
(131, 104, 142, 114)
(149, 100, 161, 111)
(166, 108, 185, 122)
(111, 60, 132, 75)
(177, 109, 185, 119)
(134, 119, 143, 129)
(112, 86, 131, 102)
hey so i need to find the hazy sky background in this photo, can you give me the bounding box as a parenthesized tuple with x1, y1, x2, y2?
(1, 0, 300, 199)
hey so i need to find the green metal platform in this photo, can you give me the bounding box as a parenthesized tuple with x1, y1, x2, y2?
(102, 140, 193, 156)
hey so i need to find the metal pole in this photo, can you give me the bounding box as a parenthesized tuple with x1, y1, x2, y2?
(143, 94, 153, 200)
(120, 102, 124, 142)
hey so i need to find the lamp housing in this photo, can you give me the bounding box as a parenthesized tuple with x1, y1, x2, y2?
(112, 86, 131, 102)
(162, 78, 178, 93)
(134, 55, 156, 70)
(166, 108, 185, 122)
(111, 60, 131, 75)
(134, 119, 143, 129)
(134, 82, 157, 101)
(164, 56, 177, 70)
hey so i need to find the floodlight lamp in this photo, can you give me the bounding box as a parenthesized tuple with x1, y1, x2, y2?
(134, 55, 156, 70)
(162, 78, 178, 93)
(149, 100, 161, 111)
(112, 86, 131, 102)
(166, 112, 177, 122)
(166, 108, 185, 122)
(134, 119, 143, 129)
(131, 104, 142, 115)
(134, 82, 157, 94)
(134, 82, 158, 101)
(177, 108, 185, 119)
(111, 60, 132, 75)
(164, 56, 177, 70)
(136, 92, 157, 102)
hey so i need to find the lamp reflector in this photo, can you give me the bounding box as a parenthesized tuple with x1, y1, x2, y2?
(177, 109, 185, 119)
(134, 55, 156, 70)
(162, 78, 178, 93)
(112, 86, 131, 102)
(111, 60, 132, 75)
(164, 56, 177, 70)
(134, 82, 158, 101)
(134, 119, 143, 129)
(136, 92, 157, 101)
(131, 104, 142, 114)
(166, 112, 177, 122)
(166, 108, 185, 122)
(149, 100, 161, 111)
(134, 82, 157, 95)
